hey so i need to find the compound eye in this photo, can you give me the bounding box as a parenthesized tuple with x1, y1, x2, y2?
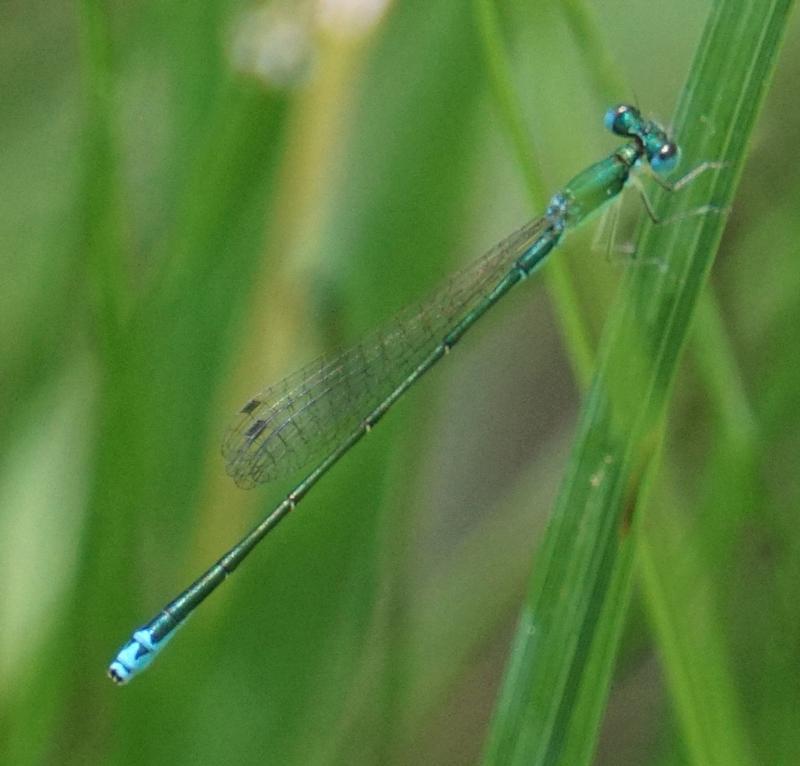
(603, 104, 640, 136)
(651, 141, 679, 174)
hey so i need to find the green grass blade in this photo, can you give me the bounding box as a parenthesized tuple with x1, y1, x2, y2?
(78, 0, 129, 349)
(473, 0, 595, 389)
(482, 2, 796, 764)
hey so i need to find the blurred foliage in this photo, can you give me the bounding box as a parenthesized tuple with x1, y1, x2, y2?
(0, 1, 798, 765)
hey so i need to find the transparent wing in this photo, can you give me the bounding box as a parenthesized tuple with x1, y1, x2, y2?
(222, 216, 549, 488)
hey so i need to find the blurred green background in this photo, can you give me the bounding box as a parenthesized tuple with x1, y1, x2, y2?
(2, 1, 799, 764)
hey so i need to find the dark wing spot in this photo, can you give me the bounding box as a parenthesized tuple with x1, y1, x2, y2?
(244, 419, 268, 443)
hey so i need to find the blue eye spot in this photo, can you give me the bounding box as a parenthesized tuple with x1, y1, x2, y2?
(651, 142, 679, 174)
(603, 107, 619, 132)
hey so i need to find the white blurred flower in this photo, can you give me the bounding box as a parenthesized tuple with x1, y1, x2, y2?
(230, 3, 315, 88)
(315, 0, 391, 39)
(230, 0, 392, 87)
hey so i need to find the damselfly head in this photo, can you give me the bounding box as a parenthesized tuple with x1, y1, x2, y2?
(604, 104, 680, 176)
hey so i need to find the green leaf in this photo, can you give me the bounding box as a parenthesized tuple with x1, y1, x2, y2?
(482, 2, 796, 764)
